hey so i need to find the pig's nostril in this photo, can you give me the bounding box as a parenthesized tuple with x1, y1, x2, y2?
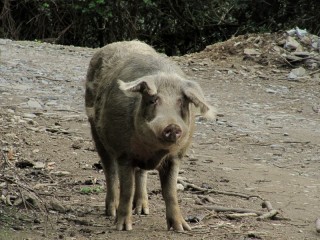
(162, 124, 182, 142)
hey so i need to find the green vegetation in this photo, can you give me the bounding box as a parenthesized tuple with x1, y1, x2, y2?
(0, 0, 319, 55)
(80, 186, 103, 195)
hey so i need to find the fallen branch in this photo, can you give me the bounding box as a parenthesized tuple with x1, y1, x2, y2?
(260, 200, 289, 221)
(33, 182, 58, 190)
(277, 52, 294, 67)
(178, 179, 263, 200)
(226, 212, 258, 219)
(197, 205, 264, 215)
(282, 140, 310, 144)
(35, 75, 64, 82)
(178, 179, 289, 221)
(197, 195, 221, 205)
(309, 68, 320, 76)
(262, 200, 273, 211)
(257, 209, 279, 221)
(0, 174, 49, 214)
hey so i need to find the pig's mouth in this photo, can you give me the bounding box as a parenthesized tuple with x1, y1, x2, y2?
(157, 136, 182, 147)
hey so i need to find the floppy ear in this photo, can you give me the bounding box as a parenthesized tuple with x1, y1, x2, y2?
(118, 77, 157, 97)
(182, 80, 216, 119)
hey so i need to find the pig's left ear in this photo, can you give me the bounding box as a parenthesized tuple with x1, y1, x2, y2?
(118, 77, 157, 96)
(182, 80, 216, 120)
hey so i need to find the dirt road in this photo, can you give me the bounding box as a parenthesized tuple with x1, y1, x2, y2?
(0, 37, 319, 240)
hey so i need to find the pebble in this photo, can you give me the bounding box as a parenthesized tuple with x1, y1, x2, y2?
(23, 113, 37, 118)
(266, 88, 276, 94)
(49, 199, 67, 213)
(288, 67, 306, 80)
(33, 162, 45, 169)
(32, 147, 40, 153)
(285, 36, 302, 51)
(45, 100, 58, 106)
(177, 183, 184, 191)
(27, 99, 43, 109)
(270, 144, 282, 149)
(244, 48, 261, 56)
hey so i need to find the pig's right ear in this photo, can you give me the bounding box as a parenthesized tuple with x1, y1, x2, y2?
(182, 80, 217, 120)
(118, 78, 157, 97)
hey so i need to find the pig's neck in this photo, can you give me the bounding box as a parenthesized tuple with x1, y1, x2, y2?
(130, 135, 169, 170)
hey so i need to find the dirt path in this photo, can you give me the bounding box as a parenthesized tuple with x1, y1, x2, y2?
(0, 38, 319, 240)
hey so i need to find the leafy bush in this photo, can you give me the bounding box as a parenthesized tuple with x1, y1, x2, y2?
(1, 0, 319, 55)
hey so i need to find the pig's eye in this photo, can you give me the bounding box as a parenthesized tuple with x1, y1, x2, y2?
(179, 97, 189, 119)
(148, 96, 159, 105)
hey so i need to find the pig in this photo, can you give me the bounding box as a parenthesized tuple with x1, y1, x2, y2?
(85, 40, 216, 231)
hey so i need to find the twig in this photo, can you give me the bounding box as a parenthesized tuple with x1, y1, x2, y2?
(282, 140, 310, 144)
(197, 195, 221, 205)
(226, 213, 258, 219)
(276, 52, 294, 67)
(257, 209, 279, 221)
(178, 179, 263, 200)
(1, 149, 13, 168)
(262, 201, 273, 211)
(273, 163, 289, 169)
(273, 163, 302, 169)
(248, 143, 271, 146)
(35, 75, 64, 82)
(309, 68, 320, 76)
(196, 205, 264, 215)
(0, 175, 48, 213)
(33, 182, 58, 190)
(260, 200, 289, 221)
(0, 172, 51, 234)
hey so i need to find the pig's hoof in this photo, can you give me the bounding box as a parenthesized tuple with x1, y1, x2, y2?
(167, 218, 191, 231)
(116, 216, 133, 231)
(134, 206, 149, 215)
(133, 201, 149, 215)
(106, 205, 117, 217)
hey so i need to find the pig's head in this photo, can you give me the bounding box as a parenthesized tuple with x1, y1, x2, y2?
(118, 73, 216, 151)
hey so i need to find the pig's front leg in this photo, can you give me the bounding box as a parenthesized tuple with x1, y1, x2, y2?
(133, 169, 149, 215)
(116, 163, 135, 230)
(159, 158, 191, 231)
(104, 158, 119, 217)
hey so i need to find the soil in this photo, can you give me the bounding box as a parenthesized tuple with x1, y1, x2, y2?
(0, 35, 319, 240)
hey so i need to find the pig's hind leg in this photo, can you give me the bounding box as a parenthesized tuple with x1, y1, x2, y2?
(133, 169, 149, 215)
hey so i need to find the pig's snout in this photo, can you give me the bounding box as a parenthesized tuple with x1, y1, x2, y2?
(162, 124, 182, 142)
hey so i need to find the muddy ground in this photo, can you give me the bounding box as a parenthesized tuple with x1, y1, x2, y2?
(0, 34, 319, 240)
